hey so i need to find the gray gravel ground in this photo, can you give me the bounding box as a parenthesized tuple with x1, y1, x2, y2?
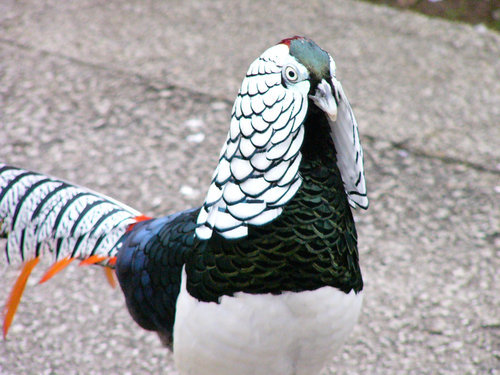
(0, 0, 499, 374)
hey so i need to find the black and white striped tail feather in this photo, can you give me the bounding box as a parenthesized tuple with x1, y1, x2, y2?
(0, 163, 141, 266)
(0, 163, 150, 338)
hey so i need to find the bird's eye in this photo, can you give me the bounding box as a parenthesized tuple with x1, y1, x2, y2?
(284, 66, 299, 82)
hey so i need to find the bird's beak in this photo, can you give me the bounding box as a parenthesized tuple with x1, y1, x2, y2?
(309, 79, 338, 121)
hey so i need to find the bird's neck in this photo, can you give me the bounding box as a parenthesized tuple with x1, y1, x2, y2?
(300, 105, 338, 165)
(186, 109, 362, 302)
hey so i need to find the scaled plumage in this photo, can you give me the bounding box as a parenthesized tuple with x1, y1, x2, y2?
(1, 36, 368, 374)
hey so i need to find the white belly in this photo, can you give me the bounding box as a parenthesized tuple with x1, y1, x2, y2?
(173, 270, 363, 375)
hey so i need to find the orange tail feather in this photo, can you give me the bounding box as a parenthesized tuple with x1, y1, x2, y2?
(39, 257, 74, 284)
(104, 268, 117, 288)
(79, 255, 108, 266)
(3, 257, 40, 338)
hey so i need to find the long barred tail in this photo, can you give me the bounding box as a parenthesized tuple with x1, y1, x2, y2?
(0, 163, 150, 337)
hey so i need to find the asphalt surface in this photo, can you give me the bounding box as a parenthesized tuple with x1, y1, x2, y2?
(0, 0, 499, 374)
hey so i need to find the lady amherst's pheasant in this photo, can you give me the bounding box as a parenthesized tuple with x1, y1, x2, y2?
(1, 36, 368, 375)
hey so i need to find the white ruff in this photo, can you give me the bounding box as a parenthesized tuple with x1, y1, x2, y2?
(173, 271, 363, 375)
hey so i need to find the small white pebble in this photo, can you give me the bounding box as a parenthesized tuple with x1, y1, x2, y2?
(159, 90, 172, 98)
(211, 101, 227, 111)
(95, 99, 111, 115)
(180, 185, 199, 198)
(474, 24, 487, 33)
(398, 149, 409, 158)
(494, 186, 500, 194)
(10, 323, 24, 334)
(151, 196, 162, 207)
(450, 341, 463, 350)
(186, 132, 205, 143)
(185, 118, 204, 129)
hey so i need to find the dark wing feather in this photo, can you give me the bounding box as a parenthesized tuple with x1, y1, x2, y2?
(115, 207, 199, 348)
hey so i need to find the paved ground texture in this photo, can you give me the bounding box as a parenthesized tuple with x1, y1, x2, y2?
(0, 0, 499, 374)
